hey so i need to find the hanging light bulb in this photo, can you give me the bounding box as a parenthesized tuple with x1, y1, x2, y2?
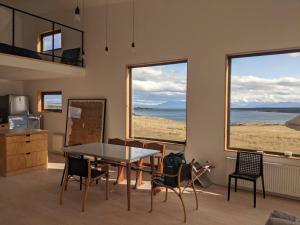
(131, 0, 136, 52)
(74, 0, 81, 22)
(104, 0, 109, 55)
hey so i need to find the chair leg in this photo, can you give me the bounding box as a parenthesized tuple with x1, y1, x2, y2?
(82, 179, 89, 212)
(192, 182, 198, 210)
(60, 165, 66, 186)
(164, 188, 168, 202)
(149, 183, 154, 213)
(178, 192, 187, 223)
(106, 173, 109, 200)
(115, 166, 125, 184)
(261, 175, 266, 199)
(227, 176, 231, 201)
(253, 180, 257, 208)
(234, 178, 237, 192)
(60, 174, 68, 205)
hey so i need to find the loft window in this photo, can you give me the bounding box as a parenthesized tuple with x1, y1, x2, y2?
(41, 91, 62, 112)
(128, 60, 187, 144)
(226, 49, 300, 157)
(40, 30, 62, 52)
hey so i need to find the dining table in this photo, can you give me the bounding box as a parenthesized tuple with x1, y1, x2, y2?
(63, 142, 160, 211)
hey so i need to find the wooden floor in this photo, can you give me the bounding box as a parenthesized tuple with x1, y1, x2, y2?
(0, 153, 298, 225)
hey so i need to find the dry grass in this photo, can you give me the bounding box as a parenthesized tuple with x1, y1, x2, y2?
(132, 115, 186, 142)
(230, 124, 300, 155)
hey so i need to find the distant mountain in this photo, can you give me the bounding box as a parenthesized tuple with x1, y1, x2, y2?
(156, 100, 186, 109)
(232, 102, 300, 108)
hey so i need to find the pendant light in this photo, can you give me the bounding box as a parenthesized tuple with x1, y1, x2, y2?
(131, 0, 136, 51)
(74, 0, 81, 22)
(104, 0, 109, 55)
(81, 0, 85, 60)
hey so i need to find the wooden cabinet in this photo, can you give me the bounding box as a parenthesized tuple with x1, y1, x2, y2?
(0, 123, 9, 131)
(0, 129, 48, 176)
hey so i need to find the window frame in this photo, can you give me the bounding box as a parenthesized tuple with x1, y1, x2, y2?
(41, 91, 63, 113)
(40, 29, 62, 53)
(128, 60, 188, 145)
(225, 48, 300, 158)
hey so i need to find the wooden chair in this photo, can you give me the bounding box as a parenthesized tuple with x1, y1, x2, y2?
(143, 142, 165, 173)
(126, 140, 145, 188)
(227, 151, 266, 208)
(108, 138, 126, 184)
(150, 159, 198, 223)
(60, 154, 110, 212)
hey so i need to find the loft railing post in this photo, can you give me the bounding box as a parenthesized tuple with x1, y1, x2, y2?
(81, 31, 84, 67)
(12, 9, 15, 47)
(52, 22, 55, 62)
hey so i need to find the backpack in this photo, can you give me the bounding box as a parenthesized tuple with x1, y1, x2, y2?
(163, 152, 186, 187)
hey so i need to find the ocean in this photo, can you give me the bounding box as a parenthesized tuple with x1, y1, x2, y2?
(133, 108, 300, 124)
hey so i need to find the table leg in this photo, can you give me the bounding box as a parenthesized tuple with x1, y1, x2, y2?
(126, 162, 131, 211)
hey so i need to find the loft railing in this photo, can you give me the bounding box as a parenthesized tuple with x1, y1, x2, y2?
(0, 3, 85, 67)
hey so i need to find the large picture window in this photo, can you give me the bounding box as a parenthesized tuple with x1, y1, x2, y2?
(227, 50, 300, 157)
(129, 60, 187, 144)
(40, 30, 62, 52)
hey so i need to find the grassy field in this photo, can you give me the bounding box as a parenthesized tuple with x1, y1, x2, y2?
(230, 124, 300, 155)
(132, 115, 186, 142)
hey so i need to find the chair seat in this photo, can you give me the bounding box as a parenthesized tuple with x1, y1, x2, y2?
(91, 169, 106, 178)
(153, 176, 178, 188)
(230, 172, 259, 181)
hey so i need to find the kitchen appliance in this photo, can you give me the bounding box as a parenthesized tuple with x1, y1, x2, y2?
(0, 95, 29, 122)
(8, 114, 42, 129)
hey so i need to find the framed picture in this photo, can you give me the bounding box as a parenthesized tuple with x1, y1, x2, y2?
(64, 99, 106, 146)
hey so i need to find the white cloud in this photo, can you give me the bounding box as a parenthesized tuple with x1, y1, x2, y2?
(231, 75, 300, 105)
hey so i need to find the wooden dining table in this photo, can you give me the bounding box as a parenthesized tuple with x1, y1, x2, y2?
(63, 142, 159, 211)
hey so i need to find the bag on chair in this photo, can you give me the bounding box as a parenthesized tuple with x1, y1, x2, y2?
(163, 152, 186, 187)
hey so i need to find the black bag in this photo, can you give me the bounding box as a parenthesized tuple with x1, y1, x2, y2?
(163, 152, 186, 187)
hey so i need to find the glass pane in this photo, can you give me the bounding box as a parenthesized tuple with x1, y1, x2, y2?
(131, 62, 187, 142)
(43, 94, 62, 110)
(42, 32, 61, 52)
(229, 52, 300, 155)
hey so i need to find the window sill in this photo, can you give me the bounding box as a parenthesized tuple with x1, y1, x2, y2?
(225, 148, 300, 160)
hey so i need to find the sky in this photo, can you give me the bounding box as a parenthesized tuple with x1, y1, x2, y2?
(132, 62, 187, 108)
(231, 52, 300, 108)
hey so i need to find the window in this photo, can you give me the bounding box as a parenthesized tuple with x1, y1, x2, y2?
(41, 91, 62, 112)
(40, 30, 62, 52)
(129, 60, 187, 144)
(227, 50, 300, 157)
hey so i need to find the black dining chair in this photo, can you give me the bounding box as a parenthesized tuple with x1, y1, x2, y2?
(227, 151, 266, 208)
(59, 154, 109, 212)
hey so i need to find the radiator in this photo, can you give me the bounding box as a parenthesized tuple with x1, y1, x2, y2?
(226, 157, 300, 199)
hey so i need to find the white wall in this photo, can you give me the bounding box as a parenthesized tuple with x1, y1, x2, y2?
(23, 0, 300, 185)
(0, 79, 23, 95)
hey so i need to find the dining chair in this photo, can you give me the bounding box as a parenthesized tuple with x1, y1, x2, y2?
(60, 154, 110, 212)
(143, 142, 165, 173)
(126, 140, 145, 188)
(150, 158, 198, 223)
(108, 138, 127, 184)
(227, 151, 266, 208)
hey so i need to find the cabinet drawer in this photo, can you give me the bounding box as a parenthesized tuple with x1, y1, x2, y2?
(6, 139, 48, 156)
(7, 155, 26, 172)
(6, 133, 48, 144)
(25, 151, 48, 168)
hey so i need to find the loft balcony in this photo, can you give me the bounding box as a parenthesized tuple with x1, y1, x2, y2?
(0, 3, 85, 80)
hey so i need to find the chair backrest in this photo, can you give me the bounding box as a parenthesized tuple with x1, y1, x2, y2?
(66, 155, 89, 178)
(108, 138, 126, 146)
(126, 140, 144, 148)
(235, 151, 263, 176)
(61, 48, 81, 65)
(144, 142, 165, 155)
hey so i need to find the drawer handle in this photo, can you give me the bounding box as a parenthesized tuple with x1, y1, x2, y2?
(26, 134, 30, 137)
(26, 140, 31, 143)
(26, 152, 31, 155)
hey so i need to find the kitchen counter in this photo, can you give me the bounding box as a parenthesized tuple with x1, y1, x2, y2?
(0, 128, 48, 136)
(0, 129, 48, 176)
